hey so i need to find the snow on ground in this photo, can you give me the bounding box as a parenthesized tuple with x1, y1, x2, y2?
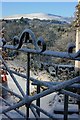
(7, 73, 57, 118)
(0, 60, 79, 119)
(1, 59, 57, 118)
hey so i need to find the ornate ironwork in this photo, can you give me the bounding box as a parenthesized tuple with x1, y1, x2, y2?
(13, 29, 46, 52)
(68, 43, 80, 58)
(0, 29, 80, 120)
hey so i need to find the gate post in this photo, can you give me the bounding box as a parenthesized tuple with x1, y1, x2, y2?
(75, 28, 80, 73)
(0, 61, 2, 96)
(75, 0, 80, 74)
(75, 1, 80, 115)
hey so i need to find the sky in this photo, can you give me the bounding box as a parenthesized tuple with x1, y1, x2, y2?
(1, 2, 78, 18)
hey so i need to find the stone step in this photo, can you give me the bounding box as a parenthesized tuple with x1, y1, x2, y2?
(0, 96, 24, 119)
(2, 111, 24, 119)
(53, 102, 79, 120)
(54, 109, 79, 114)
(53, 113, 79, 120)
(0, 104, 25, 119)
(54, 104, 79, 114)
(53, 103, 78, 113)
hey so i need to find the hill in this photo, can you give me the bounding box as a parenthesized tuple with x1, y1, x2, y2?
(3, 13, 73, 24)
(0, 13, 75, 65)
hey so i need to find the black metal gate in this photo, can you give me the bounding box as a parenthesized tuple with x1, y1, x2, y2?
(0, 29, 80, 120)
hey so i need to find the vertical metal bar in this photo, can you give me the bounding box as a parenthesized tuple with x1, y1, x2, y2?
(64, 94, 68, 120)
(36, 85, 40, 116)
(30, 106, 40, 118)
(77, 88, 80, 115)
(26, 52, 30, 119)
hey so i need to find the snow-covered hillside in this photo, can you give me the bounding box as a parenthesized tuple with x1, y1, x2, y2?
(3, 13, 73, 23)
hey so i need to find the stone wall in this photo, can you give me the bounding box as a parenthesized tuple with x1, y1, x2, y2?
(45, 64, 75, 80)
(33, 61, 75, 81)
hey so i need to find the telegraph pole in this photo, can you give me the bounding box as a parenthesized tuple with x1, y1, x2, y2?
(75, 0, 80, 74)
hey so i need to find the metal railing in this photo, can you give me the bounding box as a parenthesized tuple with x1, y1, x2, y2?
(0, 29, 80, 120)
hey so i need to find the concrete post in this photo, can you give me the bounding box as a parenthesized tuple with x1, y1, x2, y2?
(75, 0, 80, 73)
(75, 1, 80, 115)
(75, 28, 80, 72)
(0, 61, 2, 96)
